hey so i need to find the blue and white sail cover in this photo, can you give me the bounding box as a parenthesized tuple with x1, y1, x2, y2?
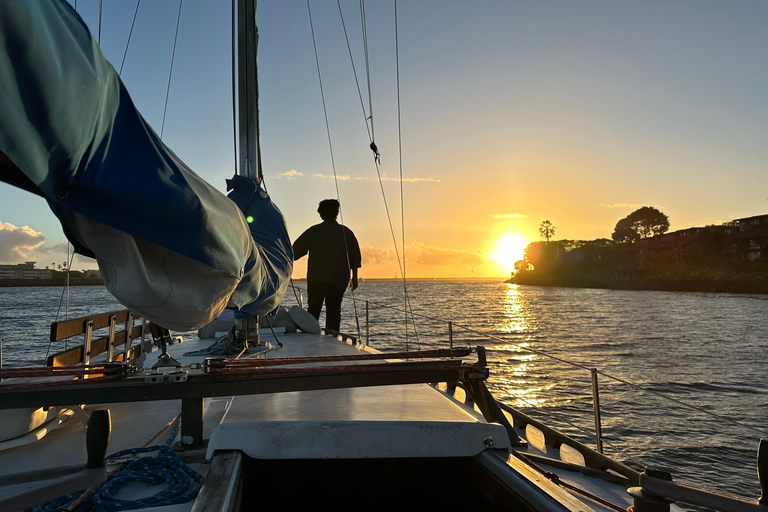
(0, 0, 292, 330)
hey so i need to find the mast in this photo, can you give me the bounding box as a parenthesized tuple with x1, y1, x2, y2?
(237, 0, 260, 180)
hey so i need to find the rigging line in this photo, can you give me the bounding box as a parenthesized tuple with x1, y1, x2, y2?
(360, 0, 375, 143)
(394, 0, 408, 351)
(45, 248, 77, 364)
(336, 0, 372, 142)
(231, 0, 238, 176)
(118, 0, 141, 76)
(337, 0, 419, 349)
(98, 0, 102, 44)
(307, 0, 362, 341)
(160, 0, 184, 140)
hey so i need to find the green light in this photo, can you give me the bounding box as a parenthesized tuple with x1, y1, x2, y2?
(246, 215, 254, 223)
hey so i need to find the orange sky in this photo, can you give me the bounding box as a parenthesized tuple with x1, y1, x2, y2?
(1, 1, 767, 279)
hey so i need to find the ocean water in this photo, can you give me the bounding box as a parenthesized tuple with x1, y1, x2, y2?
(1, 281, 765, 501)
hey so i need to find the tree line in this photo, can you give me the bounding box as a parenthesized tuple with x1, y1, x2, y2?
(512, 207, 767, 293)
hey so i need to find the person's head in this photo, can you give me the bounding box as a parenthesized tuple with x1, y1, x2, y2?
(318, 199, 340, 221)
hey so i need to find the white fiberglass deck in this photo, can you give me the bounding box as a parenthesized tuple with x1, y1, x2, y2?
(205, 331, 511, 460)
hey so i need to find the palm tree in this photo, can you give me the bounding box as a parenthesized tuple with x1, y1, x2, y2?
(539, 220, 555, 242)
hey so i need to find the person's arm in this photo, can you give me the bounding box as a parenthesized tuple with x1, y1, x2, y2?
(292, 229, 310, 260)
(347, 229, 361, 290)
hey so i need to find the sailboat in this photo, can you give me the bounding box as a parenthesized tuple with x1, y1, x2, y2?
(0, 1, 766, 511)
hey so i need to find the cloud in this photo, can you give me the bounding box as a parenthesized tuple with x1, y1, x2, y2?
(601, 203, 645, 209)
(0, 222, 46, 262)
(411, 240, 484, 266)
(310, 173, 440, 183)
(360, 244, 392, 265)
(31, 242, 69, 257)
(492, 213, 529, 219)
(312, 173, 351, 181)
(381, 176, 441, 183)
(278, 169, 303, 180)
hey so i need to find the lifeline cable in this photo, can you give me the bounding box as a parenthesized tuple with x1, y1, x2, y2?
(360, 295, 768, 439)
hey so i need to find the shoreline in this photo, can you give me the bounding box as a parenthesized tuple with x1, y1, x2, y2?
(507, 271, 768, 295)
(0, 278, 104, 287)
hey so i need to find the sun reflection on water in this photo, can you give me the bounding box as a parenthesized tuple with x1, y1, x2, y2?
(497, 284, 531, 334)
(490, 285, 553, 408)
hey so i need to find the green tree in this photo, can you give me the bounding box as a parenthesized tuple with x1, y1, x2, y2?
(524, 241, 564, 270)
(612, 207, 669, 243)
(539, 220, 555, 242)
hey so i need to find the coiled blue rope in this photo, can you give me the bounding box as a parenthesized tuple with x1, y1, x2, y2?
(30, 418, 202, 512)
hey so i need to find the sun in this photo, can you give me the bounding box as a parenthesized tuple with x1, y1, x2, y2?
(490, 234, 528, 272)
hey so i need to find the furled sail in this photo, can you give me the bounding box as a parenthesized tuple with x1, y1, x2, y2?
(0, 0, 292, 330)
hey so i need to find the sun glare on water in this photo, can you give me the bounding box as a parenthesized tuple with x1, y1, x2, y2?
(490, 234, 528, 273)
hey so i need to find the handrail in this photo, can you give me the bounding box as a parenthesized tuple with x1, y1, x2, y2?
(46, 309, 147, 367)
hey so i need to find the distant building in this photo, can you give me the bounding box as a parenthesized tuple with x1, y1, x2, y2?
(732, 214, 768, 261)
(632, 214, 768, 264)
(0, 261, 53, 279)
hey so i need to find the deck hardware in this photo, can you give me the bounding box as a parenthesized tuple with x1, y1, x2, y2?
(202, 357, 227, 373)
(591, 368, 604, 453)
(144, 368, 188, 383)
(628, 487, 673, 512)
(167, 370, 189, 383)
(464, 375, 525, 447)
(181, 397, 204, 447)
(149, 323, 182, 368)
(483, 436, 494, 448)
(144, 369, 164, 383)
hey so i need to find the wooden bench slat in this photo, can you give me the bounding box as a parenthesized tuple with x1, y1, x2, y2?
(50, 310, 132, 342)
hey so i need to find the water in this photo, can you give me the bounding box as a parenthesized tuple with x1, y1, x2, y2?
(1, 282, 765, 501)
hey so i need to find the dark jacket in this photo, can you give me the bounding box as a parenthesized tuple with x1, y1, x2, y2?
(293, 220, 361, 289)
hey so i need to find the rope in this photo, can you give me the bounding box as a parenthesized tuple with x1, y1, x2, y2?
(290, 278, 304, 308)
(118, 0, 141, 76)
(160, 0, 184, 139)
(62, 416, 183, 511)
(183, 327, 244, 356)
(48, 445, 203, 512)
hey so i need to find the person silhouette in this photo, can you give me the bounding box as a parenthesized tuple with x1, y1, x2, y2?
(293, 199, 361, 332)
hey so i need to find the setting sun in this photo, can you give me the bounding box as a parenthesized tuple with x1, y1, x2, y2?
(490, 234, 529, 273)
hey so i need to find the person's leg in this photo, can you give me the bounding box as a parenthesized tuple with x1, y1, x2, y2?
(323, 285, 346, 332)
(306, 281, 326, 320)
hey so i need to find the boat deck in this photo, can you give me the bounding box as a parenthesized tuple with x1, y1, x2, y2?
(0, 330, 648, 512)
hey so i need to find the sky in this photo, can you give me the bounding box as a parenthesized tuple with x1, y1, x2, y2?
(1, 0, 767, 278)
